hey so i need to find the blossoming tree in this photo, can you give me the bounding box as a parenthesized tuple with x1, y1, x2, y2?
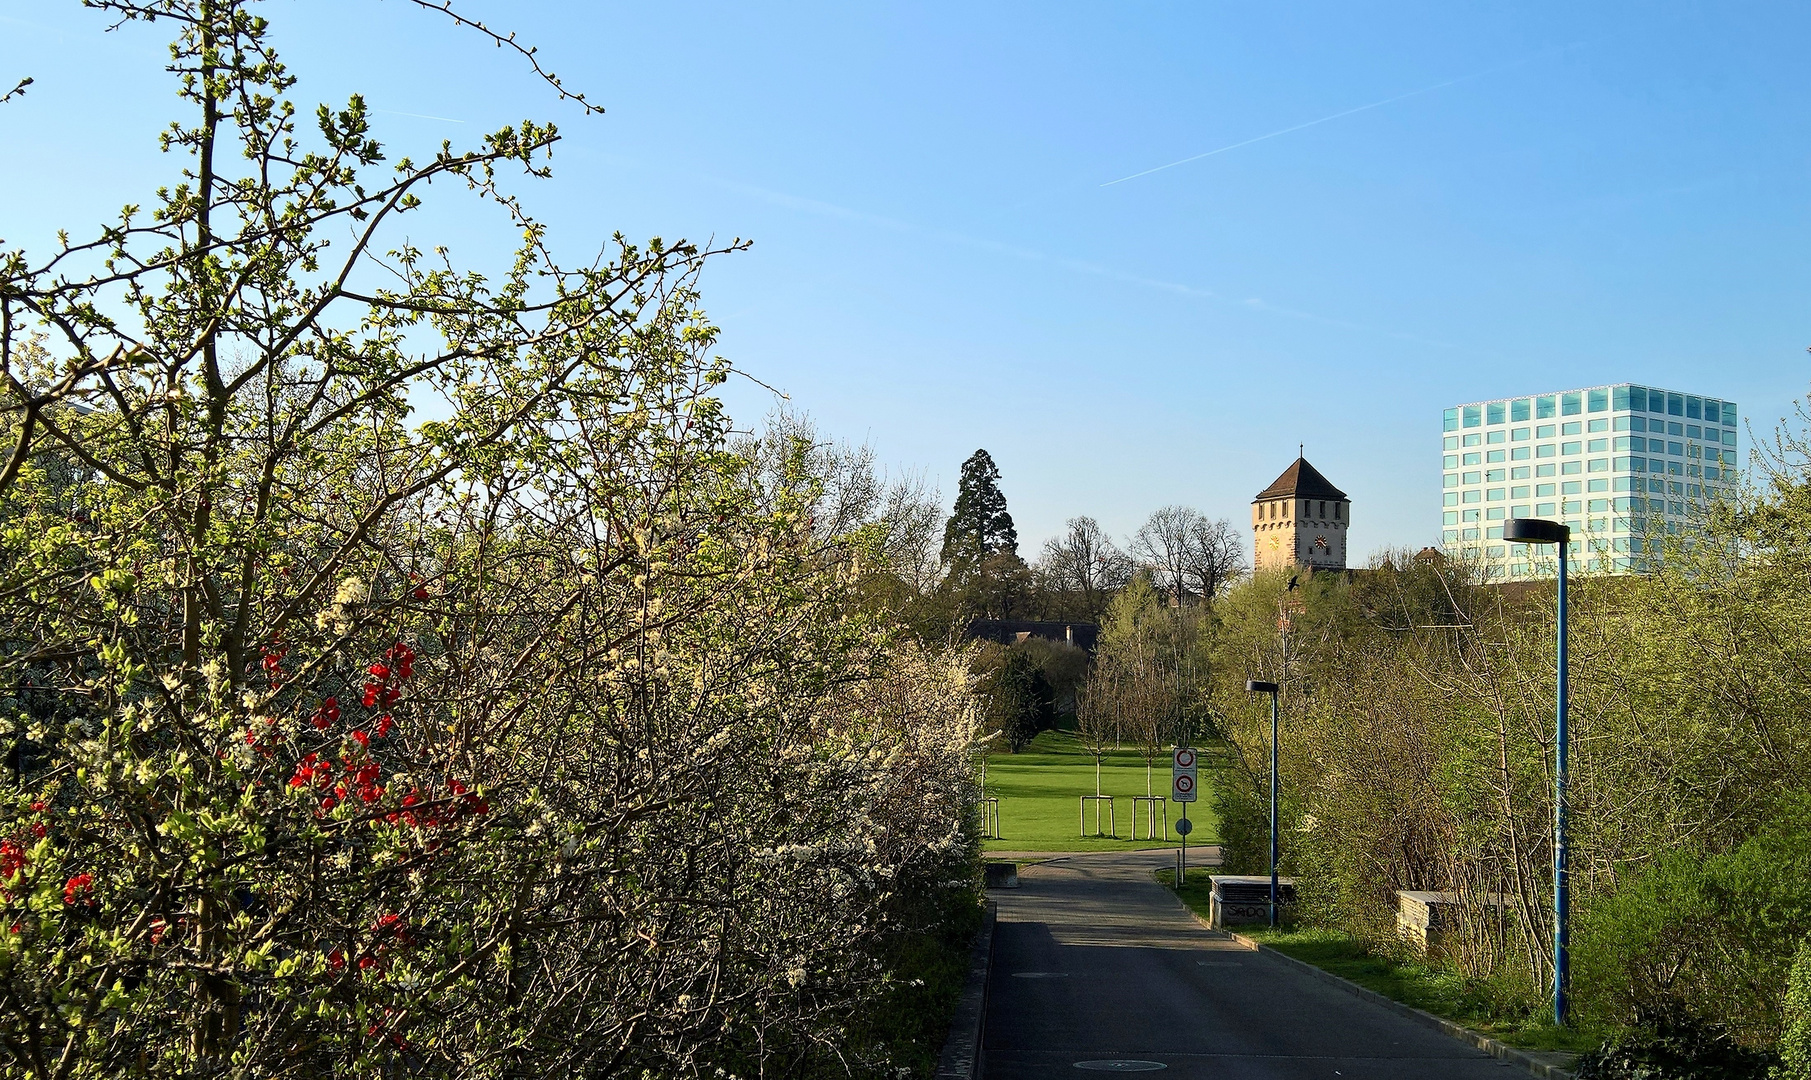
(0, 3, 980, 1077)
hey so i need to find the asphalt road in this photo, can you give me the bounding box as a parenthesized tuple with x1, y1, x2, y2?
(984, 849, 1518, 1079)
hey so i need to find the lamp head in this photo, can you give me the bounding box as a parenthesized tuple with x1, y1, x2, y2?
(1504, 517, 1570, 545)
(1246, 680, 1279, 694)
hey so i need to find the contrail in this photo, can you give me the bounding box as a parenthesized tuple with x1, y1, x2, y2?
(1100, 44, 1580, 188)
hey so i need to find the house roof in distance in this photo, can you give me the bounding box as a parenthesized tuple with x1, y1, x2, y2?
(1253, 457, 1348, 502)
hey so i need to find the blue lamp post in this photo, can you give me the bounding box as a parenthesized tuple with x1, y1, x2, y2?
(1504, 517, 1572, 1026)
(1246, 679, 1281, 927)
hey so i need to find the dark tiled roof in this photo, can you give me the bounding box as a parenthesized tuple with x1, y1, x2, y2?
(1253, 457, 1348, 501)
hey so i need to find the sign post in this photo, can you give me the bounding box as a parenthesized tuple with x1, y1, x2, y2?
(1171, 746, 1198, 886)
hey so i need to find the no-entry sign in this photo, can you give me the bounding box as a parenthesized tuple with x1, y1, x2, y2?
(1171, 747, 1198, 803)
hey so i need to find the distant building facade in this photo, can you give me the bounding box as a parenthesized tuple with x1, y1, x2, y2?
(962, 619, 1098, 653)
(1251, 457, 1351, 573)
(1441, 383, 1739, 579)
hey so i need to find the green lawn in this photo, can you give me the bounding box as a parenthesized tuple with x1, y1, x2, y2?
(1156, 868, 1600, 1055)
(981, 730, 1216, 852)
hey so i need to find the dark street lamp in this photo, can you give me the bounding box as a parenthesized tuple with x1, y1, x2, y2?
(1503, 517, 1572, 1027)
(1246, 679, 1281, 927)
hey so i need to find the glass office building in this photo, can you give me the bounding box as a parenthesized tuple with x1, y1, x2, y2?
(1441, 384, 1739, 579)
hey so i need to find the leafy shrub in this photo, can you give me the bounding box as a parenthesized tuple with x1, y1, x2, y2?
(1574, 1008, 1775, 1080)
(1776, 940, 1811, 1080)
(1575, 792, 1811, 1041)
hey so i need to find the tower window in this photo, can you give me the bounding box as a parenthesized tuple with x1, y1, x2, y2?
(1334, 503, 1342, 520)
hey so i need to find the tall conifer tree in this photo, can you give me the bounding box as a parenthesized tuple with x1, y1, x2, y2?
(941, 449, 1018, 569)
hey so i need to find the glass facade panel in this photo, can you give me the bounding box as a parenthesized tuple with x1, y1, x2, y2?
(1444, 385, 1735, 579)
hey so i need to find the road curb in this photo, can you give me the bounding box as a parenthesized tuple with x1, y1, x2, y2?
(935, 899, 998, 1079)
(1218, 926, 1577, 1080)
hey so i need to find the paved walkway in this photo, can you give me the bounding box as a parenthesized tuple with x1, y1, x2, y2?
(985, 850, 1516, 1078)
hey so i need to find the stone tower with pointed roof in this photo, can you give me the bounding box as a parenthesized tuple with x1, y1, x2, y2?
(1252, 457, 1350, 573)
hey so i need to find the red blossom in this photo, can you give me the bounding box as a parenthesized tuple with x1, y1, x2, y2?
(375, 714, 394, 738)
(63, 872, 94, 906)
(361, 683, 380, 708)
(28, 801, 44, 812)
(367, 663, 390, 680)
(351, 730, 370, 748)
(0, 841, 26, 878)
(384, 642, 416, 679)
(29, 823, 46, 839)
(328, 948, 345, 971)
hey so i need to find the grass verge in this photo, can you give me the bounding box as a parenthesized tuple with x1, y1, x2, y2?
(1156, 868, 1602, 1056)
(982, 730, 1216, 853)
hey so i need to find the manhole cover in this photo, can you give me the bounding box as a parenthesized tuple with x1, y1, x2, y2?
(1073, 1062, 1166, 1072)
(1011, 972, 1071, 978)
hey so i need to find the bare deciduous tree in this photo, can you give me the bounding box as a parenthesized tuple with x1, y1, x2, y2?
(1039, 515, 1133, 620)
(1131, 506, 1245, 605)
(1184, 514, 1247, 602)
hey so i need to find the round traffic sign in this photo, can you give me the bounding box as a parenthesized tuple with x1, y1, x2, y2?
(1173, 747, 1197, 769)
(1173, 774, 1194, 795)
(1175, 818, 1193, 836)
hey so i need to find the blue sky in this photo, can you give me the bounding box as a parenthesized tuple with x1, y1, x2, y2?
(3, 1, 1808, 560)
